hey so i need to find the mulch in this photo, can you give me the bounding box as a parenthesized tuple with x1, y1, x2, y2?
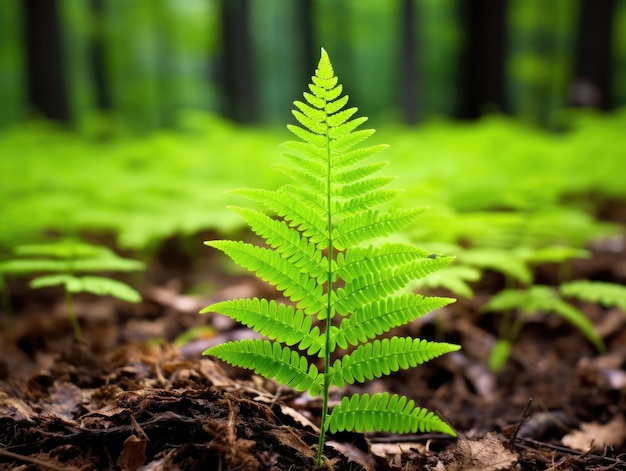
(1, 232, 626, 470)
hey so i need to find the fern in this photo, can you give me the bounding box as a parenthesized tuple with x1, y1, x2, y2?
(483, 285, 605, 371)
(201, 48, 459, 466)
(560, 280, 626, 311)
(0, 240, 144, 342)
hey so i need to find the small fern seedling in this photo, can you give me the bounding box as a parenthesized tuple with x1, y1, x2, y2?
(0, 240, 144, 342)
(201, 48, 460, 466)
(482, 285, 605, 372)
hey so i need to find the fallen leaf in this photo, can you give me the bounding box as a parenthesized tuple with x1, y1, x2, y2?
(562, 415, 626, 451)
(117, 435, 147, 471)
(370, 441, 426, 458)
(327, 440, 377, 471)
(449, 435, 517, 471)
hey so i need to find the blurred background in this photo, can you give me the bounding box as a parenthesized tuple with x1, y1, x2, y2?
(1, 0, 625, 132)
(0, 0, 625, 257)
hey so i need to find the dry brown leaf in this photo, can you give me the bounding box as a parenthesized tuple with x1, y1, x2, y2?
(562, 415, 626, 451)
(327, 440, 377, 471)
(269, 427, 316, 460)
(448, 435, 517, 471)
(370, 441, 426, 458)
(117, 435, 147, 471)
(0, 393, 37, 421)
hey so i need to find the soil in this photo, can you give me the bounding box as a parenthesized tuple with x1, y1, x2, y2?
(1, 228, 626, 470)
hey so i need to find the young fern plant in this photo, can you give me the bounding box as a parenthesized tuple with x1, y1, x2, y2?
(201, 48, 460, 466)
(0, 240, 144, 342)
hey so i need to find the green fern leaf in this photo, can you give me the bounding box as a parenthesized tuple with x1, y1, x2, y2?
(232, 188, 328, 248)
(335, 256, 452, 315)
(333, 208, 426, 249)
(205, 339, 322, 395)
(0, 259, 70, 275)
(15, 241, 112, 259)
(337, 243, 431, 282)
(332, 144, 389, 170)
(411, 265, 481, 299)
(30, 274, 141, 303)
(332, 161, 389, 184)
(334, 190, 403, 218)
(560, 280, 626, 310)
(328, 392, 456, 435)
(329, 337, 460, 387)
(202, 48, 458, 465)
(333, 294, 455, 349)
(484, 286, 605, 352)
(205, 240, 324, 313)
(229, 206, 328, 283)
(200, 298, 326, 356)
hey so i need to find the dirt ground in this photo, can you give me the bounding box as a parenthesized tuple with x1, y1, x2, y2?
(1, 226, 626, 470)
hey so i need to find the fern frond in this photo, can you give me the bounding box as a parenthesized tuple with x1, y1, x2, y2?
(411, 265, 481, 299)
(273, 164, 326, 195)
(205, 339, 323, 395)
(329, 337, 460, 387)
(330, 129, 376, 154)
(230, 206, 328, 283)
(560, 280, 626, 310)
(230, 188, 328, 248)
(206, 240, 324, 314)
(335, 256, 453, 315)
(0, 259, 70, 275)
(281, 152, 327, 179)
(203, 49, 459, 464)
(333, 208, 426, 249)
(484, 286, 605, 352)
(333, 294, 455, 349)
(337, 243, 431, 282)
(332, 161, 389, 184)
(335, 176, 396, 199)
(30, 274, 141, 302)
(331, 144, 389, 170)
(328, 392, 456, 435)
(333, 190, 403, 218)
(200, 298, 326, 356)
(15, 242, 112, 259)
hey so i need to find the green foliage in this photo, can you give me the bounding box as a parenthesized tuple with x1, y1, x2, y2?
(1, 110, 625, 255)
(0, 240, 144, 342)
(483, 285, 605, 371)
(201, 49, 459, 466)
(560, 280, 626, 311)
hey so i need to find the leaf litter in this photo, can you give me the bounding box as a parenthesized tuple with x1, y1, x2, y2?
(1, 234, 626, 470)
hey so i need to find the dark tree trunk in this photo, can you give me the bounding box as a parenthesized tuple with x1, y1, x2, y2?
(90, 0, 111, 110)
(218, 0, 258, 123)
(400, 0, 418, 125)
(572, 0, 615, 110)
(22, 0, 70, 122)
(456, 0, 507, 119)
(296, 0, 316, 87)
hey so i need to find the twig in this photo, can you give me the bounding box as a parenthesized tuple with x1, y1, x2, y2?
(0, 448, 80, 471)
(515, 436, 626, 466)
(509, 397, 533, 448)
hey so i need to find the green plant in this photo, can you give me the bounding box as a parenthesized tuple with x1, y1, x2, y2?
(0, 240, 144, 342)
(200, 48, 459, 466)
(482, 284, 605, 372)
(560, 280, 626, 311)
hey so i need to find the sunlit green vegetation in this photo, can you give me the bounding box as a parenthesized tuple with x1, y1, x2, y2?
(1, 109, 624, 257)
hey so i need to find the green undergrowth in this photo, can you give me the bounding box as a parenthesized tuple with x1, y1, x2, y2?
(0, 109, 625, 256)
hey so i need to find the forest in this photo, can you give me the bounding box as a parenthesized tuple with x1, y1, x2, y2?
(1, 1, 626, 470)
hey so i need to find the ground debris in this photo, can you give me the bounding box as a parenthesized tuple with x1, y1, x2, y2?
(444, 435, 517, 471)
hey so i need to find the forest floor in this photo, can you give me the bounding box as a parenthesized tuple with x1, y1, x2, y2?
(1, 226, 626, 471)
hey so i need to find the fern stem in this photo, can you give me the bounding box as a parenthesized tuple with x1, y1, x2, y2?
(316, 111, 334, 468)
(65, 288, 82, 343)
